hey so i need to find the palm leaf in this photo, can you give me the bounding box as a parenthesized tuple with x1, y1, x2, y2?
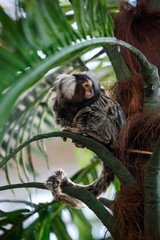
(0, 71, 57, 181)
(0, 0, 115, 130)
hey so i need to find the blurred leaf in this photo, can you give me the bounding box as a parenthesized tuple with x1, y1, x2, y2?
(0, 155, 104, 239)
(72, 0, 88, 38)
(114, 176, 120, 192)
(0, 76, 54, 181)
(0, 0, 115, 130)
(69, 208, 94, 240)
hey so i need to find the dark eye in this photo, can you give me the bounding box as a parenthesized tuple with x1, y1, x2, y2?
(82, 81, 92, 89)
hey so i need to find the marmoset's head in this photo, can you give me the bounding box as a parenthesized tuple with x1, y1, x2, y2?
(52, 71, 101, 104)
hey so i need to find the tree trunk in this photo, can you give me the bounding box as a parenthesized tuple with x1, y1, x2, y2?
(144, 137, 160, 239)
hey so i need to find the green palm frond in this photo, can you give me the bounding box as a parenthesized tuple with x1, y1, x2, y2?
(1, 77, 53, 182)
(0, 65, 69, 182)
(0, 0, 116, 130)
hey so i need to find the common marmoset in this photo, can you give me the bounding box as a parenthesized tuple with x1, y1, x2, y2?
(45, 72, 125, 208)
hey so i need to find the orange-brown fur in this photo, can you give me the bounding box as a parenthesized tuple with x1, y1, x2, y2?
(119, 111, 160, 184)
(113, 2, 160, 116)
(111, 2, 160, 239)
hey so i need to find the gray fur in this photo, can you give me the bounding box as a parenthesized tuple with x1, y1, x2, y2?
(45, 169, 81, 208)
(70, 91, 125, 149)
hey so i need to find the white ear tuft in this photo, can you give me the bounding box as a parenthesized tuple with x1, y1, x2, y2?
(54, 74, 77, 100)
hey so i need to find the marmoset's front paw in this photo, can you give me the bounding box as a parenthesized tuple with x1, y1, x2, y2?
(62, 127, 79, 142)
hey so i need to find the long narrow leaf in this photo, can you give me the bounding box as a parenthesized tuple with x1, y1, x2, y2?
(72, 0, 88, 39)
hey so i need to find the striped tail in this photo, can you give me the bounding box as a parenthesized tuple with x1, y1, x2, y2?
(45, 164, 113, 208)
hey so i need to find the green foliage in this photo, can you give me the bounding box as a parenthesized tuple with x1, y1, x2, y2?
(0, 159, 104, 240)
(0, 0, 115, 130)
(0, 0, 119, 186)
(0, 78, 53, 182)
(0, 0, 118, 237)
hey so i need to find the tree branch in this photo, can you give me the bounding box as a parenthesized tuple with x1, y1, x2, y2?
(61, 182, 118, 239)
(103, 45, 131, 80)
(125, 42, 160, 91)
(144, 136, 160, 239)
(0, 131, 137, 186)
(0, 182, 46, 191)
(0, 180, 118, 239)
